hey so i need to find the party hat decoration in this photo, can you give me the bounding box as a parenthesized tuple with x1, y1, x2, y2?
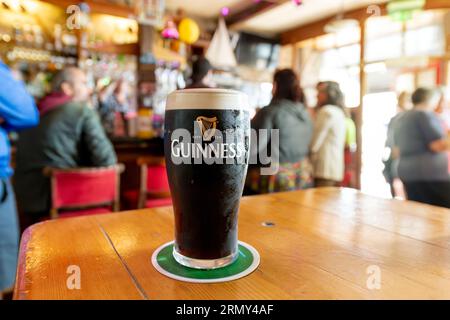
(206, 18, 237, 69)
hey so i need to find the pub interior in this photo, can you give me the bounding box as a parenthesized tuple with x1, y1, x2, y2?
(1, 0, 450, 301)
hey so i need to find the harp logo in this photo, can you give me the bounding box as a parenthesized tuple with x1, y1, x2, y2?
(196, 116, 218, 141)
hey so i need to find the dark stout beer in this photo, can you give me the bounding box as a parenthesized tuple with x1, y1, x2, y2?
(164, 89, 250, 269)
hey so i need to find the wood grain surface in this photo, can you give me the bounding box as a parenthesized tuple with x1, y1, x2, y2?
(14, 188, 450, 300)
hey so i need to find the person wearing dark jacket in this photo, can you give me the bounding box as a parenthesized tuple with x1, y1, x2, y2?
(246, 69, 313, 194)
(14, 67, 117, 227)
(0, 61, 39, 296)
(185, 57, 213, 89)
(97, 79, 130, 136)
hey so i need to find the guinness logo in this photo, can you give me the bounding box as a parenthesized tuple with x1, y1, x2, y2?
(196, 116, 218, 141)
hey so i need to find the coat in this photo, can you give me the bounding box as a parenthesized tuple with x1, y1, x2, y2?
(14, 101, 117, 216)
(311, 104, 347, 181)
(0, 62, 38, 291)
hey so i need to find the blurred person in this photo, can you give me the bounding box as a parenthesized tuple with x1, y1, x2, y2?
(342, 115, 357, 187)
(98, 79, 130, 136)
(246, 69, 313, 194)
(311, 81, 347, 187)
(393, 88, 450, 208)
(0, 61, 39, 297)
(435, 87, 450, 173)
(186, 56, 213, 89)
(383, 92, 412, 198)
(14, 67, 117, 229)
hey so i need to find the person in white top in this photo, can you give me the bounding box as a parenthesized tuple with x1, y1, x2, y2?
(311, 81, 347, 187)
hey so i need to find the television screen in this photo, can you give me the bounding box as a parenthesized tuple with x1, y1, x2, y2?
(235, 32, 280, 70)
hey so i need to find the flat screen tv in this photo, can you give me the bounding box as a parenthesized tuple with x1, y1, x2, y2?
(235, 32, 280, 70)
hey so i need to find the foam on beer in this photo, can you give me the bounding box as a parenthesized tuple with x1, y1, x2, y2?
(167, 89, 249, 111)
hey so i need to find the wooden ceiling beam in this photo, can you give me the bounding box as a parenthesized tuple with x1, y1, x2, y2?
(40, 0, 134, 19)
(281, 0, 450, 45)
(424, 0, 450, 10)
(281, 4, 387, 45)
(226, 0, 290, 28)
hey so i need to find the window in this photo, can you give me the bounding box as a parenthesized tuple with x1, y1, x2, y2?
(404, 25, 444, 56)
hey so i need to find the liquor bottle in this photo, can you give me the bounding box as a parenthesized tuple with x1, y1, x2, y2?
(54, 24, 63, 52)
(137, 106, 154, 139)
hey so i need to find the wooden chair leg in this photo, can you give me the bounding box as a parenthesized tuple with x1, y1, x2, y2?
(50, 208, 59, 220)
(114, 168, 121, 212)
(113, 200, 120, 212)
(138, 164, 148, 209)
(137, 192, 146, 209)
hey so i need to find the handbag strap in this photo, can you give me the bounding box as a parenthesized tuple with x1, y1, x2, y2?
(0, 179, 8, 204)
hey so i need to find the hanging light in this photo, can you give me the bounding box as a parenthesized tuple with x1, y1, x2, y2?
(324, 19, 359, 33)
(387, 0, 425, 22)
(2, 0, 20, 11)
(324, 0, 358, 34)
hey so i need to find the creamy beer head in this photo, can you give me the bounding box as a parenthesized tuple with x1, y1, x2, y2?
(164, 88, 250, 269)
(166, 88, 249, 111)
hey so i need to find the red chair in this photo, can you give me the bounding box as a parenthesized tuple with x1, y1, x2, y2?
(124, 156, 172, 209)
(44, 164, 125, 219)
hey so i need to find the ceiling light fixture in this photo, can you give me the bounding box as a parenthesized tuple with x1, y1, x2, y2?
(324, 0, 359, 34)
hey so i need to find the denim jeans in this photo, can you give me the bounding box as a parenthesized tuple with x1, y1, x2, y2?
(0, 179, 19, 291)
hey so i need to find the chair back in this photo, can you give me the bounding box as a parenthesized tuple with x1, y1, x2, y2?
(137, 156, 171, 209)
(45, 164, 124, 219)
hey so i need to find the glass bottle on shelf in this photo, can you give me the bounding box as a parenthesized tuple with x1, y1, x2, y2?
(137, 106, 154, 139)
(33, 25, 44, 49)
(23, 24, 34, 47)
(54, 24, 63, 52)
(137, 79, 155, 139)
(13, 22, 24, 46)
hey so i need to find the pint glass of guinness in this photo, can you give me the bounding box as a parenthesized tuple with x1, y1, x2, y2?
(164, 89, 250, 269)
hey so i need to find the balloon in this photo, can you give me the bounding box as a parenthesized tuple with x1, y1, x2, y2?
(178, 18, 200, 44)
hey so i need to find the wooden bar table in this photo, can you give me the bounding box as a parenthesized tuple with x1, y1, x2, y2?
(14, 188, 450, 300)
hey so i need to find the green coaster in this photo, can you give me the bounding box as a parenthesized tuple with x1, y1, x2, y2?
(151, 241, 260, 283)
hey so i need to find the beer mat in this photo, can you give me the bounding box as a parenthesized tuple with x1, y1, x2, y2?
(151, 241, 260, 283)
